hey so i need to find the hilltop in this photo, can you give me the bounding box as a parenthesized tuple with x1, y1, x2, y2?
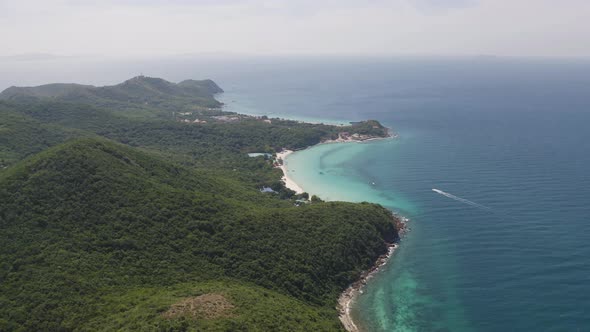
(0, 75, 223, 101)
(0, 76, 224, 118)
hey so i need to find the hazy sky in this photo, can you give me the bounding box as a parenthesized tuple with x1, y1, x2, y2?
(1, 0, 589, 57)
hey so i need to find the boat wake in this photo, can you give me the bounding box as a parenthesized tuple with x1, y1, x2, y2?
(432, 188, 492, 211)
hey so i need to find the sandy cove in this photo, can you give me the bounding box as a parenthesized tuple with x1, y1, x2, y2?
(275, 133, 396, 195)
(276, 149, 304, 194)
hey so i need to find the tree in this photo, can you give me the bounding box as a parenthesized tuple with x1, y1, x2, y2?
(310, 195, 323, 203)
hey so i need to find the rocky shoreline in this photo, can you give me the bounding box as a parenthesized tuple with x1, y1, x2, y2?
(321, 127, 397, 145)
(338, 214, 408, 332)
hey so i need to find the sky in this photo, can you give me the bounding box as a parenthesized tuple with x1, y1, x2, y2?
(1, 0, 590, 58)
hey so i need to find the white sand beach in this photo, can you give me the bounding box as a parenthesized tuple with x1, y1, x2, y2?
(276, 149, 304, 194)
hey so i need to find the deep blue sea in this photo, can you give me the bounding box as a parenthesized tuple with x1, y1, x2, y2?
(3, 56, 590, 331)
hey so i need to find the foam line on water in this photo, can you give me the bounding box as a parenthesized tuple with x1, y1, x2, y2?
(432, 188, 492, 211)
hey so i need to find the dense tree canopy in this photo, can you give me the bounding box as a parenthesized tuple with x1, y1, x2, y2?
(0, 77, 398, 331)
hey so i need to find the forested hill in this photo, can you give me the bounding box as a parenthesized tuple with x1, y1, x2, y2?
(0, 77, 399, 331)
(0, 76, 223, 117)
(0, 76, 223, 102)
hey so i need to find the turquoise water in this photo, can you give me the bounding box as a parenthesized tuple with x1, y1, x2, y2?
(282, 140, 416, 213)
(283, 136, 474, 331)
(5, 56, 590, 331)
(217, 58, 590, 331)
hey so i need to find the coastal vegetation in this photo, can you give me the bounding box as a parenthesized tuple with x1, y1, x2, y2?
(0, 76, 397, 331)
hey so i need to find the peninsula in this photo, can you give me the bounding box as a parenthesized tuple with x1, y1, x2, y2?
(0, 76, 401, 331)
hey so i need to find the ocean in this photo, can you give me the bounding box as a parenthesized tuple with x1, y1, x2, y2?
(3, 56, 590, 331)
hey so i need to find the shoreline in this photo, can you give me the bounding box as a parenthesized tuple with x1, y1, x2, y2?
(276, 149, 304, 194)
(338, 215, 407, 332)
(338, 244, 398, 332)
(275, 133, 406, 332)
(321, 129, 398, 145)
(276, 133, 396, 195)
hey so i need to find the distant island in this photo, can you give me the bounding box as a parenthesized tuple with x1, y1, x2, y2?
(0, 76, 401, 331)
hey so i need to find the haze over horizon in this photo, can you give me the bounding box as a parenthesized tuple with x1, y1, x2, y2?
(2, 0, 590, 58)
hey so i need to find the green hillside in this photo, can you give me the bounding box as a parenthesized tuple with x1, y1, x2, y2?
(0, 77, 399, 331)
(0, 76, 224, 118)
(0, 83, 93, 98)
(0, 138, 398, 331)
(0, 104, 89, 167)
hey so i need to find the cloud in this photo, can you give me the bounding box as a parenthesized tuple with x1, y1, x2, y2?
(409, 0, 479, 13)
(66, 0, 247, 7)
(1, 0, 589, 57)
(411, 0, 478, 9)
